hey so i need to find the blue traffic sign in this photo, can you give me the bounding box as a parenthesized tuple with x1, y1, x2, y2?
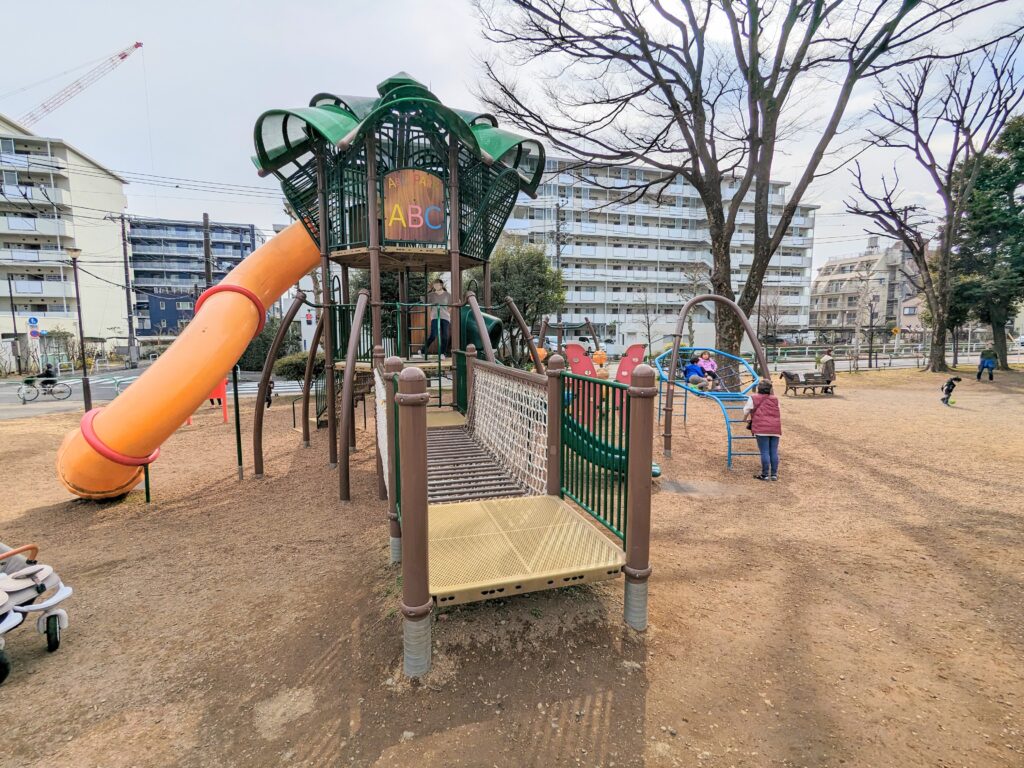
(27, 316, 39, 325)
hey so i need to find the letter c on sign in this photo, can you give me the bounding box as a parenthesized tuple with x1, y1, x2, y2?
(425, 206, 443, 230)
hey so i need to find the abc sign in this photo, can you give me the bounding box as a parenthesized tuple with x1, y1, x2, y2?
(383, 169, 445, 243)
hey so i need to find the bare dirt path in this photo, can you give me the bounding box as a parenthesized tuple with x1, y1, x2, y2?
(2, 369, 1022, 767)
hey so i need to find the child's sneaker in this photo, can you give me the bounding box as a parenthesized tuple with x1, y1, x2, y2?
(753, 474, 769, 481)
(770, 475, 779, 481)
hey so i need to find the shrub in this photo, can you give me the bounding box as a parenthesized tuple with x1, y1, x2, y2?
(273, 351, 324, 382)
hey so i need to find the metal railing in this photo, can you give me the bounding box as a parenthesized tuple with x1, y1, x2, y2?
(560, 372, 630, 541)
(452, 349, 468, 413)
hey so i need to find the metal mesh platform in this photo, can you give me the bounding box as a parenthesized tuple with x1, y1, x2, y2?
(428, 495, 625, 606)
(427, 426, 525, 503)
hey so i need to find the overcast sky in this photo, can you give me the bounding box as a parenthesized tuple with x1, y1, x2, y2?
(0, 0, 969, 270)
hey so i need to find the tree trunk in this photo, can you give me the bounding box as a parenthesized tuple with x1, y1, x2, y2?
(952, 326, 959, 367)
(928, 319, 949, 372)
(991, 313, 1010, 370)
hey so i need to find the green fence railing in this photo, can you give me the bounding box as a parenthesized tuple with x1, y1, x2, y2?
(452, 350, 468, 413)
(560, 372, 630, 541)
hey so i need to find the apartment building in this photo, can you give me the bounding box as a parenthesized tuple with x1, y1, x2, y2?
(809, 237, 916, 342)
(1, 113, 127, 370)
(505, 156, 816, 347)
(128, 216, 262, 337)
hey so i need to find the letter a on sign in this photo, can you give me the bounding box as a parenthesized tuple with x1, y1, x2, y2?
(382, 169, 445, 243)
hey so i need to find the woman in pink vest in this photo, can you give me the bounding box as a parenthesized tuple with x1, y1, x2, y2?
(744, 378, 782, 481)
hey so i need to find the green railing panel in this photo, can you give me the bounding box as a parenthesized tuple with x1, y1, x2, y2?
(452, 350, 468, 413)
(560, 372, 630, 541)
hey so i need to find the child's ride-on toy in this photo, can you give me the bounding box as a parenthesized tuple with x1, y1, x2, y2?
(0, 543, 73, 685)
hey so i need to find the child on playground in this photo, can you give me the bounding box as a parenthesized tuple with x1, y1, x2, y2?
(419, 278, 451, 359)
(683, 356, 713, 391)
(744, 378, 782, 481)
(697, 351, 719, 388)
(941, 376, 962, 405)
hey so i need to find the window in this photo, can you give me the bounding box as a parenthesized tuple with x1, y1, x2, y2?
(0, 138, 13, 154)
(159, 301, 166, 310)
(176, 301, 193, 310)
(903, 306, 917, 316)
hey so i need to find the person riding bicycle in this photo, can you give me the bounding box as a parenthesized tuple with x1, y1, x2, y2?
(39, 364, 57, 389)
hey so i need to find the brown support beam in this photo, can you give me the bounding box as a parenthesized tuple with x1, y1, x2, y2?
(399, 268, 409, 356)
(585, 317, 601, 353)
(373, 344, 386, 500)
(339, 289, 370, 501)
(545, 353, 565, 496)
(465, 292, 495, 363)
(254, 291, 305, 477)
(366, 134, 382, 348)
(341, 265, 350, 303)
(315, 149, 338, 468)
(384, 356, 403, 563)
(397, 366, 432, 677)
(482, 261, 492, 307)
(300, 312, 325, 448)
(448, 137, 462, 372)
(624, 363, 656, 631)
(664, 294, 767, 457)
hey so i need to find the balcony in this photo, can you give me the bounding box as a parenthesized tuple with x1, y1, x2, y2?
(0, 185, 66, 206)
(0, 152, 67, 176)
(9, 279, 72, 298)
(0, 248, 67, 265)
(0, 216, 68, 238)
(15, 309, 74, 320)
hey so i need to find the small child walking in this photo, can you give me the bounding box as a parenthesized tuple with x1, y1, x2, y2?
(940, 376, 962, 406)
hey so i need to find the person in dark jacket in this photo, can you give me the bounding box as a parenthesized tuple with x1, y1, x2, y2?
(977, 348, 997, 381)
(941, 376, 962, 406)
(744, 378, 782, 481)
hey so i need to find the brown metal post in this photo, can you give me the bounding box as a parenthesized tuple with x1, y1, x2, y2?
(482, 261, 492, 307)
(624, 363, 656, 631)
(397, 366, 432, 677)
(505, 296, 544, 372)
(448, 137, 462, 387)
(384, 356, 403, 563)
(663, 294, 768, 457)
(539, 317, 549, 347)
(301, 312, 325, 448)
(465, 343, 476, 412)
(254, 291, 305, 477)
(366, 134, 383, 348)
(373, 345, 386, 500)
(315, 149, 338, 468)
(341, 266, 350, 303)
(545, 354, 565, 496)
(465, 292, 495, 362)
(339, 290, 370, 501)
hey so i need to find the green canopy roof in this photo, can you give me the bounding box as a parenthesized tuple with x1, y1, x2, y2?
(253, 73, 544, 195)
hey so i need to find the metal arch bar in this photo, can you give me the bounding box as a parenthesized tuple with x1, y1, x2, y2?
(663, 294, 768, 457)
(504, 295, 544, 372)
(301, 312, 326, 447)
(465, 292, 495, 363)
(254, 291, 306, 477)
(339, 289, 371, 501)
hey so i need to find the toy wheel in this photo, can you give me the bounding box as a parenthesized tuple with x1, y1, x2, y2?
(17, 384, 38, 403)
(45, 614, 60, 652)
(50, 383, 72, 400)
(0, 650, 9, 685)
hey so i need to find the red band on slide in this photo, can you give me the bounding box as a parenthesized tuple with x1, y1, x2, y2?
(80, 408, 159, 467)
(194, 284, 267, 337)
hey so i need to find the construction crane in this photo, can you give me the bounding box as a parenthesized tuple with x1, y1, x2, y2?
(19, 42, 143, 127)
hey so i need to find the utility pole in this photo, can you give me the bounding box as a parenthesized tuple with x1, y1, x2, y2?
(107, 213, 138, 367)
(552, 198, 570, 326)
(203, 212, 212, 289)
(6, 273, 23, 374)
(69, 248, 92, 411)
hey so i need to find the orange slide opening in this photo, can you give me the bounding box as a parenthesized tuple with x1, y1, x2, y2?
(55, 222, 321, 500)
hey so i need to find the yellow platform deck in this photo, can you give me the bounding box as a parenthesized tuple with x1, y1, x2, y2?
(426, 410, 467, 429)
(429, 495, 625, 606)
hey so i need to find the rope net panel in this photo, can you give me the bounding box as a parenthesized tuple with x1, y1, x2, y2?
(374, 368, 390, 496)
(467, 367, 548, 497)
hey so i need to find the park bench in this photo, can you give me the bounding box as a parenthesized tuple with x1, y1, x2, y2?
(779, 370, 836, 396)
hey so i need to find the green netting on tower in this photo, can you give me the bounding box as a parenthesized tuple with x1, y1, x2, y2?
(253, 72, 545, 259)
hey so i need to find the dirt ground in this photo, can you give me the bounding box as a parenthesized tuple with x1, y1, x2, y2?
(2, 367, 1022, 768)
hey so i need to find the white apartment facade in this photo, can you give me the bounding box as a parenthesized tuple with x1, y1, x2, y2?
(1, 113, 127, 372)
(505, 156, 816, 348)
(809, 237, 916, 342)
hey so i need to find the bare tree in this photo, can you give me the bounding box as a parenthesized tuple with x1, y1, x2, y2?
(846, 37, 1024, 371)
(475, 0, 1022, 355)
(679, 260, 712, 346)
(636, 291, 659, 351)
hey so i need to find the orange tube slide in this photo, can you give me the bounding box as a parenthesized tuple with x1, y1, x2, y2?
(56, 222, 320, 499)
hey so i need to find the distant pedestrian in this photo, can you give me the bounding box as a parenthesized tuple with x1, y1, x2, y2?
(941, 376, 962, 406)
(265, 380, 275, 409)
(744, 378, 782, 481)
(977, 348, 997, 381)
(820, 348, 836, 394)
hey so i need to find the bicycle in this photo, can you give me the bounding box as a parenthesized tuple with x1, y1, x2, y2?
(17, 377, 72, 403)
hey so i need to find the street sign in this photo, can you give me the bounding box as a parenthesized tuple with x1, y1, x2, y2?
(40, 329, 48, 336)
(30, 329, 39, 338)
(27, 316, 39, 325)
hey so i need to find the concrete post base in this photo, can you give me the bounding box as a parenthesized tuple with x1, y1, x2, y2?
(403, 616, 431, 678)
(389, 536, 402, 565)
(624, 580, 648, 631)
